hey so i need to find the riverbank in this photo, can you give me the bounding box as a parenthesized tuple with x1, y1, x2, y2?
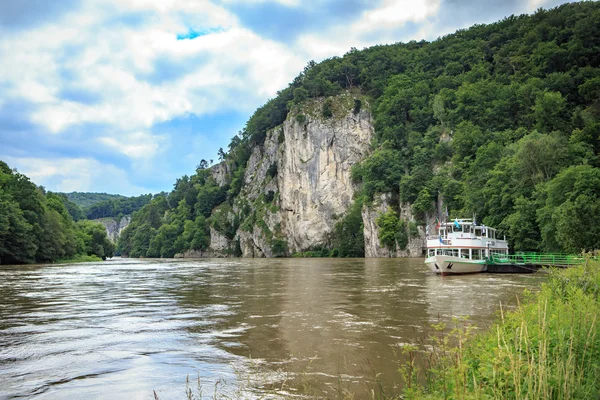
(54, 254, 103, 264)
(399, 261, 600, 399)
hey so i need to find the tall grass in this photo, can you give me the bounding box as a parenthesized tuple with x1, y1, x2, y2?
(402, 260, 600, 399)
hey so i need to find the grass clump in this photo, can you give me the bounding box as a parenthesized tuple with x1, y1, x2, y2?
(402, 260, 600, 400)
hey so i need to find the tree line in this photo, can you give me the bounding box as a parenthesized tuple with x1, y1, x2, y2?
(0, 161, 114, 264)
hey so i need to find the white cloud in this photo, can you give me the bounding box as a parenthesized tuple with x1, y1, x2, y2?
(2, 156, 150, 196)
(0, 0, 304, 137)
(356, 0, 440, 31)
(297, 0, 441, 60)
(98, 131, 162, 160)
(220, 0, 300, 7)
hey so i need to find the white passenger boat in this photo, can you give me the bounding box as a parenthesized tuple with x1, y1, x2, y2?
(425, 219, 509, 276)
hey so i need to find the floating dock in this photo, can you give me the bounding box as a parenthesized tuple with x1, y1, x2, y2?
(484, 253, 592, 273)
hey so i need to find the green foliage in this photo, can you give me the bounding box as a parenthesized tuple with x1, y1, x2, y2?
(321, 98, 333, 118)
(404, 261, 600, 399)
(377, 208, 409, 251)
(291, 247, 332, 258)
(537, 165, 600, 253)
(55, 254, 103, 264)
(196, 184, 226, 218)
(332, 199, 365, 257)
(77, 220, 114, 260)
(271, 239, 288, 257)
(266, 163, 278, 179)
(119, 162, 228, 258)
(353, 98, 362, 114)
(211, 202, 242, 242)
(84, 194, 152, 220)
(61, 192, 125, 208)
(0, 161, 113, 264)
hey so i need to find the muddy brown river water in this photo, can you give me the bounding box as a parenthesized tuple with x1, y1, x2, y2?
(0, 258, 546, 399)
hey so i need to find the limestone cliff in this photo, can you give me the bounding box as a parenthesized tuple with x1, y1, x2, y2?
(207, 93, 374, 256)
(278, 97, 373, 252)
(95, 216, 131, 243)
(195, 92, 428, 258)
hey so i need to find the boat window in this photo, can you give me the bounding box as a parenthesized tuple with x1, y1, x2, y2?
(442, 249, 459, 257)
(428, 249, 435, 257)
(474, 227, 481, 237)
(472, 249, 482, 260)
(460, 249, 469, 258)
(464, 225, 471, 234)
(453, 224, 461, 232)
(490, 230, 496, 239)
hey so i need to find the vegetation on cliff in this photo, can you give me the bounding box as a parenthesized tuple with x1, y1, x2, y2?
(119, 168, 221, 258)
(121, 2, 600, 257)
(0, 161, 114, 264)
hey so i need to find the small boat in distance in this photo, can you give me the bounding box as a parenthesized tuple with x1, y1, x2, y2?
(425, 219, 509, 276)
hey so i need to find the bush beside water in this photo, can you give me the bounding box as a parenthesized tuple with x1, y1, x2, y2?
(400, 261, 600, 399)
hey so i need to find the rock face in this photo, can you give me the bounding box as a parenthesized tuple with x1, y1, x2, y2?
(362, 195, 430, 258)
(278, 103, 373, 252)
(204, 94, 374, 257)
(181, 92, 429, 258)
(95, 216, 131, 243)
(362, 194, 393, 258)
(211, 161, 231, 187)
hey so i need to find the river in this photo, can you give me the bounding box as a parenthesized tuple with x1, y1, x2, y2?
(0, 258, 545, 399)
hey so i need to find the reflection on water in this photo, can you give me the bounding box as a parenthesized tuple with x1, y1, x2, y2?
(0, 258, 545, 399)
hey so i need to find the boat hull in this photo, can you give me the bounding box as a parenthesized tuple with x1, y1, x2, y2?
(425, 255, 486, 276)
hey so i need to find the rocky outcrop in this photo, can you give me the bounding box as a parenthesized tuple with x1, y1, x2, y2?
(362, 195, 431, 258)
(211, 94, 373, 257)
(395, 202, 426, 258)
(211, 161, 232, 187)
(278, 101, 373, 252)
(181, 92, 429, 258)
(95, 216, 131, 243)
(362, 194, 393, 258)
(209, 226, 229, 252)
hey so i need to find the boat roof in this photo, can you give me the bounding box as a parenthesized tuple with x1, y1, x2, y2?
(439, 219, 497, 229)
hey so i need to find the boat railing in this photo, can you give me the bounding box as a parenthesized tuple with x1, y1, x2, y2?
(489, 252, 595, 266)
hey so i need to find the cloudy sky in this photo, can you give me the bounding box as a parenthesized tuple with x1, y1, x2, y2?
(0, 0, 572, 196)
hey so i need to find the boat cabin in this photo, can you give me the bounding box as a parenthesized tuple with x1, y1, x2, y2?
(426, 219, 509, 260)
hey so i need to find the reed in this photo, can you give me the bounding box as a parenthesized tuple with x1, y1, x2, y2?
(403, 260, 600, 399)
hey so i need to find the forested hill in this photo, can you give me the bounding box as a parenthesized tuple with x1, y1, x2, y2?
(0, 162, 115, 264)
(116, 1, 598, 257)
(83, 194, 153, 220)
(62, 192, 125, 209)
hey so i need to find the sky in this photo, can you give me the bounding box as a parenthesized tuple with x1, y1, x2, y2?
(0, 0, 574, 196)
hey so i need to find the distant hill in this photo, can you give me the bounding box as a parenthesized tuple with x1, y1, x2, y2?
(61, 192, 126, 209)
(84, 194, 153, 219)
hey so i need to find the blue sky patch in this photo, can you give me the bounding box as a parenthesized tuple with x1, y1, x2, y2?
(176, 27, 224, 40)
